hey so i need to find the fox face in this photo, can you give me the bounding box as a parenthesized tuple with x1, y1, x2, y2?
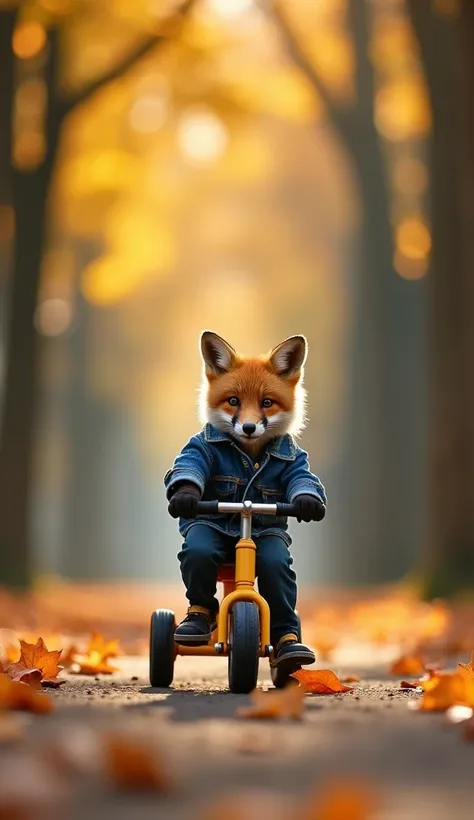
(198, 331, 307, 452)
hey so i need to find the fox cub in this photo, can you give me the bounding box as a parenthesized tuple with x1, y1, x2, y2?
(165, 331, 326, 674)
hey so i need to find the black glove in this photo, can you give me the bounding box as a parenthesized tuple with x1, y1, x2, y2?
(293, 494, 326, 523)
(168, 483, 201, 519)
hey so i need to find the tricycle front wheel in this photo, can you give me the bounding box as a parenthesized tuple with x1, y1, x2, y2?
(228, 601, 260, 694)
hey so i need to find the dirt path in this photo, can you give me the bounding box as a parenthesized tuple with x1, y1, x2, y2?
(2, 651, 474, 820)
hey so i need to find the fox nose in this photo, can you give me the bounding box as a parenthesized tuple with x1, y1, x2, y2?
(242, 422, 256, 437)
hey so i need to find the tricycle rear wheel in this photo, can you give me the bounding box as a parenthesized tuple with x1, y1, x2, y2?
(149, 609, 175, 688)
(228, 601, 260, 694)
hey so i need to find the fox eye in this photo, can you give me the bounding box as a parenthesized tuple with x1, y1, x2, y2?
(262, 398, 274, 408)
(228, 396, 239, 407)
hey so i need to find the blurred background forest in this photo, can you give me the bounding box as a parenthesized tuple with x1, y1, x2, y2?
(0, 0, 472, 598)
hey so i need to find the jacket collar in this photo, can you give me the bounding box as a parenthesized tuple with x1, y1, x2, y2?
(203, 423, 296, 461)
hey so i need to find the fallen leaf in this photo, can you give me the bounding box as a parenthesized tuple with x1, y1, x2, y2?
(303, 778, 378, 820)
(0, 674, 53, 714)
(88, 633, 121, 659)
(400, 680, 421, 689)
(104, 733, 170, 791)
(6, 638, 64, 687)
(341, 675, 360, 683)
(417, 669, 474, 711)
(390, 654, 426, 677)
(5, 668, 42, 689)
(71, 633, 121, 675)
(237, 684, 305, 720)
(458, 651, 474, 678)
(291, 669, 354, 694)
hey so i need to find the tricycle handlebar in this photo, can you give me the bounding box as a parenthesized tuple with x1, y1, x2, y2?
(196, 500, 298, 517)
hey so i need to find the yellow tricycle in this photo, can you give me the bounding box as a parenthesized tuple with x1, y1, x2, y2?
(149, 499, 302, 693)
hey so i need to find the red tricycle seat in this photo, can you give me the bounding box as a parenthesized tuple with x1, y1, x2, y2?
(217, 562, 235, 584)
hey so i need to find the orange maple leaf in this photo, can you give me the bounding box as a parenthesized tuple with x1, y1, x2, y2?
(303, 778, 378, 820)
(237, 683, 305, 720)
(390, 654, 426, 677)
(104, 734, 171, 791)
(291, 669, 354, 694)
(0, 674, 53, 714)
(5, 638, 64, 688)
(71, 633, 121, 675)
(417, 668, 474, 711)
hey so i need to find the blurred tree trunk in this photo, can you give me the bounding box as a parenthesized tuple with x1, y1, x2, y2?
(407, 1, 474, 596)
(272, 0, 426, 583)
(0, 2, 196, 587)
(0, 9, 15, 208)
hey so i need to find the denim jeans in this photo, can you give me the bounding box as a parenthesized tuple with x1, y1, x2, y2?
(178, 523, 299, 645)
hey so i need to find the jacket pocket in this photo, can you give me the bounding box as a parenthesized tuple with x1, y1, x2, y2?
(212, 476, 242, 500)
(256, 485, 285, 504)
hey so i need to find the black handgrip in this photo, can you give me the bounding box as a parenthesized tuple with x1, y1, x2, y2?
(275, 502, 298, 517)
(196, 501, 219, 515)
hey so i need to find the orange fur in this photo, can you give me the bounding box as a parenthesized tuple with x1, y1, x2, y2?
(198, 334, 307, 453)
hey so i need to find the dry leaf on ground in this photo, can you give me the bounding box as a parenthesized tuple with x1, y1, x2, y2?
(0, 674, 53, 714)
(237, 684, 305, 720)
(416, 668, 474, 711)
(291, 669, 354, 694)
(5, 638, 64, 688)
(390, 654, 426, 677)
(400, 680, 422, 689)
(302, 778, 378, 820)
(341, 675, 361, 683)
(104, 733, 171, 791)
(458, 651, 474, 678)
(71, 633, 121, 675)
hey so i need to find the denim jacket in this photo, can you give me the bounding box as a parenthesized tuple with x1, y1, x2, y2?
(164, 423, 326, 545)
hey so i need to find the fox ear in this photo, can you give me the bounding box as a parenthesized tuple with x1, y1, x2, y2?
(269, 335, 307, 379)
(200, 331, 237, 375)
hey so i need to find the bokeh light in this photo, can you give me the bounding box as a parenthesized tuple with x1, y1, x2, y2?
(81, 255, 145, 307)
(206, 0, 254, 20)
(130, 93, 168, 134)
(177, 108, 229, 167)
(34, 299, 73, 336)
(392, 157, 429, 196)
(13, 21, 47, 60)
(396, 217, 431, 261)
(393, 251, 429, 281)
(375, 81, 431, 142)
(13, 132, 46, 170)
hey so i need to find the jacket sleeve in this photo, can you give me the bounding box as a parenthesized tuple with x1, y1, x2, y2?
(282, 446, 327, 505)
(164, 434, 214, 500)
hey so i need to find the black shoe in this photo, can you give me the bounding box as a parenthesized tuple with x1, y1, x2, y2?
(270, 639, 316, 674)
(174, 607, 217, 646)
